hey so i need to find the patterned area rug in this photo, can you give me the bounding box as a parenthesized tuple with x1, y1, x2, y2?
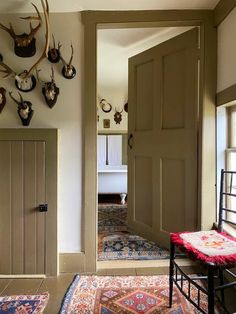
(0, 293, 49, 313)
(59, 275, 224, 314)
(98, 204, 169, 260)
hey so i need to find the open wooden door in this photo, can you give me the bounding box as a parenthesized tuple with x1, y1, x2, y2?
(127, 28, 199, 248)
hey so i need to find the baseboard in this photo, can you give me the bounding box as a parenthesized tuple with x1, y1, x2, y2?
(59, 253, 85, 273)
(0, 274, 46, 279)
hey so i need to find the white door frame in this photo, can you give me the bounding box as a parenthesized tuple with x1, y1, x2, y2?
(81, 10, 217, 273)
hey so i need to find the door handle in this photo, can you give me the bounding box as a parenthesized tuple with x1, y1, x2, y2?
(39, 204, 48, 212)
(128, 133, 133, 149)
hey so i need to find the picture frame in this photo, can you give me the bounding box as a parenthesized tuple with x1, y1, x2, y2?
(103, 119, 110, 128)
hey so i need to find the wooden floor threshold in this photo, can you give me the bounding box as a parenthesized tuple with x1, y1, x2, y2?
(97, 258, 195, 270)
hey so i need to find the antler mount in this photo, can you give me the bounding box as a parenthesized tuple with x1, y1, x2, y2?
(0, 0, 50, 92)
(9, 91, 34, 126)
(0, 2, 43, 57)
(14, 35, 36, 58)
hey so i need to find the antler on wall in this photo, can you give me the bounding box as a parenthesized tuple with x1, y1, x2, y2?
(0, 87, 6, 113)
(25, 0, 50, 77)
(0, 2, 43, 57)
(0, 0, 50, 92)
(114, 107, 123, 124)
(48, 34, 62, 63)
(60, 43, 76, 79)
(40, 66, 60, 108)
(9, 91, 34, 126)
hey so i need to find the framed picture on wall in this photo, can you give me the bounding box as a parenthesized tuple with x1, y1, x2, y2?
(103, 119, 110, 128)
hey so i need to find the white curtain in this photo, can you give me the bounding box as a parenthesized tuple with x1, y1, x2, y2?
(97, 135, 106, 169)
(108, 135, 122, 166)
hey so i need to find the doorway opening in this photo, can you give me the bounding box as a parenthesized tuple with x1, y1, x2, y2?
(82, 10, 217, 273)
(96, 25, 194, 265)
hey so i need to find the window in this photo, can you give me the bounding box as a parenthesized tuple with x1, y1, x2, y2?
(225, 106, 236, 224)
(226, 105, 236, 171)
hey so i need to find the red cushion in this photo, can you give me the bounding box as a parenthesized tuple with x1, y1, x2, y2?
(171, 231, 236, 266)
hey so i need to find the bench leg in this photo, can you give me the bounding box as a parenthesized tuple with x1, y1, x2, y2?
(169, 242, 175, 308)
(219, 269, 225, 305)
(208, 265, 215, 314)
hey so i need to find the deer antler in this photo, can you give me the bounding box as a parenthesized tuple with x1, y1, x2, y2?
(59, 43, 74, 67)
(60, 42, 76, 78)
(59, 45, 66, 66)
(0, 0, 50, 84)
(9, 91, 22, 106)
(52, 34, 56, 49)
(0, 61, 16, 78)
(47, 34, 62, 63)
(35, 68, 42, 82)
(24, 0, 50, 77)
(0, 3, 42, 47)
(0, 0, 50, 90)
(51, 34, 62, 51)
(68, 43, 74, 67)
(0, 22, 16, 38)
(20, 3, 42, 44)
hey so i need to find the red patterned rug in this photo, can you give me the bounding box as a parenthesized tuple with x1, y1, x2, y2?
(0, 293, 49, 313)
(59, 275, 224, 313)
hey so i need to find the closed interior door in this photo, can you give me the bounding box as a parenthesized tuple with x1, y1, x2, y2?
(0, 140, 47, 274)
(128, 28, 199, 248)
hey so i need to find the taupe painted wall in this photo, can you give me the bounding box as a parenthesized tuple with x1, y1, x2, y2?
(0, 12, 83, 253)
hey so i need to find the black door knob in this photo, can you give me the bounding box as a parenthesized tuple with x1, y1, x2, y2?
(39, 204, 48, 212)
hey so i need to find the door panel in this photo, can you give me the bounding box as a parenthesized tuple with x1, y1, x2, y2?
(134, 156, 153, 227)
(161, 158, 185, 233)
(11, 141, 24, 274)
(128, 28, 199, 248)
(162, 49, 186, 129)
(36, 142, 46, 274)
(0, 142, 11, 274)
(135, 60, 154, 131)
(0, 140, 46, 274)
(24, 141, 38, 274)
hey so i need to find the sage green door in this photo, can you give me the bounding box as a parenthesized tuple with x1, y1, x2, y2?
(127, 28, 199, 248)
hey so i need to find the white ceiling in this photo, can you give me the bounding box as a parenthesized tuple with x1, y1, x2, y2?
(0, 0, 220, 14)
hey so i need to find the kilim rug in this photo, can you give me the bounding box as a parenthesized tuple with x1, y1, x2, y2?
(0, 293, 49, 314)
(98, 204, 169, 260)
(59, 275, 225, 314)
